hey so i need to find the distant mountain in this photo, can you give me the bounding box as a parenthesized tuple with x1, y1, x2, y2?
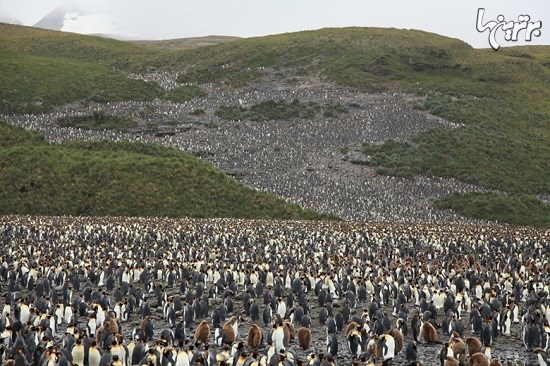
(33, 4, 84, 31)
(33, 3, 119, 37)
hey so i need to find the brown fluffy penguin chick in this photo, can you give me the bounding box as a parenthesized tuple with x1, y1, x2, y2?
(420, 321, 438, 343)
(247, 324, 263, 349)
(489, 358, 503, 366)
(443, 356, 459, 366)
(223, 317, 237, 344)
(297, 327, 311, 350)
(283, 320, 295, 343)
(374, 337, 384, 359)
(95, 326, 105, 344)
(387, 328, 404, 354)
(194, 321, 210, 344)
(107, 318, 119, 334)
(465, 337, 482, 357)
(469, 352, 489, 366)
(448, 333, 466, 363)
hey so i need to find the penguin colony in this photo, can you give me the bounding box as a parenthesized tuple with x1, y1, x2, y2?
(0, 215, 548, 366)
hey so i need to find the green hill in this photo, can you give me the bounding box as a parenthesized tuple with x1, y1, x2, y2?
(164, 27, 549, 226)
(0, 24, 548, 225)
(0, 123, 331, 220)
(0, 23, 164, 114)
(132, 35, 241, 51)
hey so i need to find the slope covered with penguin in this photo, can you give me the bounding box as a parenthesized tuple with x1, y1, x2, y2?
(0, 23, 549, 225)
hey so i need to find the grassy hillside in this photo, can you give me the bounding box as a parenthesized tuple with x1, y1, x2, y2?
(1, 24, 548, 225)
(163, 27, 549, 226)
(0, 23, 165, 114)
(132, 35, 241, 51)
(0, 123, 331, 220)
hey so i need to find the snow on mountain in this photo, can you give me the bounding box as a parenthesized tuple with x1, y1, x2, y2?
(61, 12, 115, 35)
(32, 3, 138, 39)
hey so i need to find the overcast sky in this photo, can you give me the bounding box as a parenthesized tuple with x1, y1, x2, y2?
(1, 0, 548, 48)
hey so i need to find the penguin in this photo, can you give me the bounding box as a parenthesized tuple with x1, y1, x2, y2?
(387, 328, 404, 354)
(71, 339, 85, 366)
(276, 298, 286, 320)
(469, 352, 489, 366)
(501, 311, 511, 336)
(465, 337, 482, 357)
(534, 348, 550, 366)
(111, 339, 127, 366)
(283, 320, 295, 345)
(379, 333, 396, 362)
(214, 326, 224, 347)
(222, 316, 239, 345)
(301, 315, 311, 329)
(326, 332, 338, 358)
(325, 316, 336, 335)
(451, 317, 465, 339)
(174, 321, 185, 342)
(249, 301, 260, 322)
(481, 321, 493, 346)
(290, 326, 308, 350)
(419, 320, 438, 343)
(94, 303, 106, 328)
(272, 323, 285, 352)
(318, 307, 328, 327)
(411, 313, 421, 342)
(527, 321, 542, 350)
(13, 347, 28, 366)
(175, 345, 190, 366)
(54, 304, 64, 325)
(63, 304, 74, 325)
(405, 341, 419, 364)
(444, 355, 460, 366)
(348, 330, 362, 357)
(88, 341, 101, 366)
(131, 339, 147, 366)
(194, 320, 210, 344)
(262, 306, 272, 327)
(141, 317, 154, 341)
(247, 324, 263, 349)
(47, 313, 57, 335)
(18, 303, 30, 324)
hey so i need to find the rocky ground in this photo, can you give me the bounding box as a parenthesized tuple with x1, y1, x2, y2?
(2, 72, 485, 224)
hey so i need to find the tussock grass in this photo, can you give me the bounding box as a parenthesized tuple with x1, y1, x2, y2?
(2, 24, 548, 225)
(0, 123, 334, 220)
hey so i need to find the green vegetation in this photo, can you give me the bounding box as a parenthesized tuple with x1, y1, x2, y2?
(162, 28, 548, 223)
(155, 27, 549, 225)
(57, 110, 138, 131)
(0, 123, 333, 220)
(1, 24, 549, 225)
(162, 85, 207, 103)
(132, 35, 241, 51)
(435, 192, 550, 228)
(0, 23, 164, 114)
(363, 124, 549, 193)
(215, 99, 347, 121)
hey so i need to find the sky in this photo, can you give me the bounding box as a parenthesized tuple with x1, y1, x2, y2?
(0, 0, 548, 48)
